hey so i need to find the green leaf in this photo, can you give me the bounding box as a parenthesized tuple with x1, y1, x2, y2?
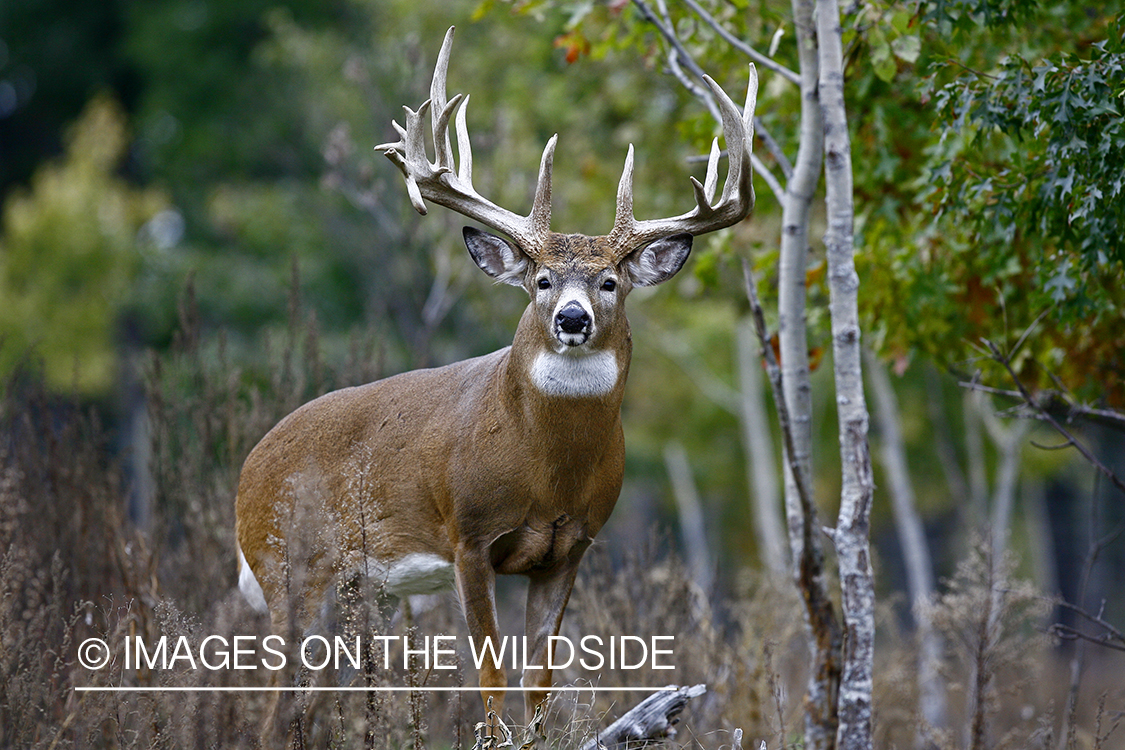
(470, 0, 495, 22)
(875, 55, 898, 82)
(692, 246, 722, 289)
(1044, 261, 1077, 302)
(891, 8, 914, 35)
(870, 29, 897, 82)
(891, 34, 922, 63)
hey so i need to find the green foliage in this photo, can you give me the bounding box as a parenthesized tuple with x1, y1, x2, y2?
(860, 3, 922, 83)
(118, 0, 341, 186)
(920, 0, 1036, 32)
(927, 12, 1124, 298)
(3, 0, 733, 396)
(895, 6, 1125, 402)
(0, 95, 166, 394)
(842, 3, 1125, 403)
(114, 0, 392, 347)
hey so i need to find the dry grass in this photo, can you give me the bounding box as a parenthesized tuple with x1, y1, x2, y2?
(1, 300, 1122, 749)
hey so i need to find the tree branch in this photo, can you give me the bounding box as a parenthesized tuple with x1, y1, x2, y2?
(960, 380, 1125, 432)
(981, 338, 1125, 499)
(1048, 599, 1125, 653)
(681, 0, 801, 85)
(743, 258, 841, 750)
(736, 319, 789, 576)
(742, 260, 816, 552)
(660, 39, 783, 197)
(633, 0, 792, 196)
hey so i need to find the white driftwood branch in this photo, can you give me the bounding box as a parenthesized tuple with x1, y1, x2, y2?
(578, 684, 707, 750)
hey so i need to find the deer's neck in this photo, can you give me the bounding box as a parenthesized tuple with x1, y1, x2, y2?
(501, 306, 631, 427)
(527, 348, 619, 398)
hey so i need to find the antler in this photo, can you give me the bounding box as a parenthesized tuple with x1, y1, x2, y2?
(378, 28, 756, 260)
(608, 65, 758, 256)
(375, 27, 555, 257)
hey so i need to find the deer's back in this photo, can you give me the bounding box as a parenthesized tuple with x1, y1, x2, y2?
(234, 350, 508, 593)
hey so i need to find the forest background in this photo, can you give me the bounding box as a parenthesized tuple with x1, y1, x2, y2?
(1, 0, 1122, 748)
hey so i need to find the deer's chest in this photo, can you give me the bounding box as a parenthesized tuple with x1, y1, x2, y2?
(488, 512, 592, 575)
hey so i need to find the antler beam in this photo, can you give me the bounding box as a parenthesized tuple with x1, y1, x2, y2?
(608, 65, 758, 256)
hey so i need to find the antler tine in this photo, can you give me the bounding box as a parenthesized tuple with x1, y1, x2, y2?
(401, 101, 432, 215)
(703, 138, 721, 204)
(742, 63, 759, 134)
(702, 72, 749, 205)
(609, 63, 758, 256)
(375, 26, 553, 256)
(433, 94, 464, 174)
(682, 139, 722, 221)
(431, 27, 456, 170)
(455, 93, 473, 184)
(614, 144, 636, 230)
(531, 135, 557, 237)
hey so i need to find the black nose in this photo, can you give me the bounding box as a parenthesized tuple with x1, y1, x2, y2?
(556, 303, 591, 334)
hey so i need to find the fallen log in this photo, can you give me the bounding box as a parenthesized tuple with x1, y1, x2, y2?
(578, 684, 707, 750)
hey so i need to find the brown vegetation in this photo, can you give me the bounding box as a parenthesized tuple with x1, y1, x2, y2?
(1, 301, 1120, 749)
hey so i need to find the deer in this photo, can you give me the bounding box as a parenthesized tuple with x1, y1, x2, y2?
(235, 25, 757, 733)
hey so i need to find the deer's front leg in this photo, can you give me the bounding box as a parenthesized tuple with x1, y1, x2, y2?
(455, 545, 507, 721)
(521, 540, 590, 722)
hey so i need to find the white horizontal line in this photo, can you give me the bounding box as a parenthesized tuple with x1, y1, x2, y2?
(75, 686, 676, 693)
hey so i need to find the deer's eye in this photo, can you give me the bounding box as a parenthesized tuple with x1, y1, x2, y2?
(537, 277, 552, 290)
(601, 279, 617, 292)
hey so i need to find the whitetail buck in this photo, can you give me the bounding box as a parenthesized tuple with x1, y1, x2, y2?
(235, 26, 756, 729)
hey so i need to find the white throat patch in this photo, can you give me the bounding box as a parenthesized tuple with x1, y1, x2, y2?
(530, 350, 619, 398)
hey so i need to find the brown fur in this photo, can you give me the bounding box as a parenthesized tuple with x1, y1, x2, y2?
(235, 229, 692, 735)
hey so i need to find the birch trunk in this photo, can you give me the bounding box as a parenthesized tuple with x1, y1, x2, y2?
(977, 394, 1029, 572)
(781, 0, 823, 562)
(816, 1, 876, 748)
(665, 441, 715, 592)
(964, 391, 989, 525)
(866, 352, 948, 741)
(736, 319, 788, 576)
(781, 2, 843, 748)
(1023, 479, 1059, 601)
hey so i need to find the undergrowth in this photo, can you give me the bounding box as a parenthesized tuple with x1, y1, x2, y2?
(0, 293, 1121, 749)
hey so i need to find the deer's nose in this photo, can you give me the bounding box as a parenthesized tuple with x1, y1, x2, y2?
(556, 302, 591, 334)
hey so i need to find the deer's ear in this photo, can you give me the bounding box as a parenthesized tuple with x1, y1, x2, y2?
(463, 227, 530, 287)
(623, 233, 692, 287)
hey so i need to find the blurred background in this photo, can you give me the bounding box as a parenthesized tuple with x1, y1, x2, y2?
(1, 0, 1122, 746)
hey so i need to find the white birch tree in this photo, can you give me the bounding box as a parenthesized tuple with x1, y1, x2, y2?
(866, 352, 948, 741)
(621, 0, 876, 746)
(816, 2, 876, 748)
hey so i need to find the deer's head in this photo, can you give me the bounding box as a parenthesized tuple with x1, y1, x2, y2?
(463, 227, 692, 354)
(376, 26, 757, 370)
